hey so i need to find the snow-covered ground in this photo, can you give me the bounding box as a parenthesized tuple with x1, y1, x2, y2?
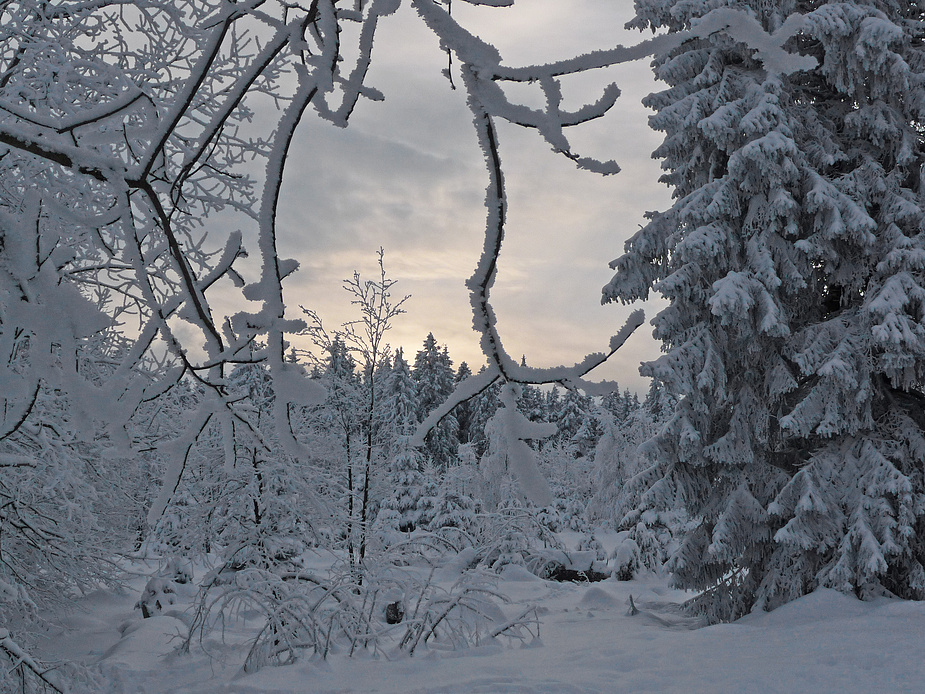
(37, 555, 925, 694)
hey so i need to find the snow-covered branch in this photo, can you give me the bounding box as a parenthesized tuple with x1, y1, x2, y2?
(406, 3, 813, 474)
(0, 629, 64, 694)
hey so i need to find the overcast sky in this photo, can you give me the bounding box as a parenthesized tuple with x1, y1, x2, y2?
(275, 1, 671, 394)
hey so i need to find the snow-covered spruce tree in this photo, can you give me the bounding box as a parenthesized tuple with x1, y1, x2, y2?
(601, 386, 638, 425)
(606, 0, 925, 619)
(428, 457, 479, 535)
(516, 382, 547, 424)
(555, 388, 588, 448)
(478, 384, 556, 511)
(383, 348, 419, 448)
(643, 378, 678, 425)
(464, 369, 501, 457)
(380, 349, 426, 532)
(381, 442, 426, 532)
(413, 334, 459, 469)
(454, 362, 474, 444)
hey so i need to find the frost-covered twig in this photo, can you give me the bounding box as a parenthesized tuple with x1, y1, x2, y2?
(409, 2, 811, 471)
(0, 629, 64, 694)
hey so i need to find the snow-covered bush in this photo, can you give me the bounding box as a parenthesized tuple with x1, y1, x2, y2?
(576, 533, 607, 563)
(137, 578, 178, 620)
(185, 540, 536, 671)
(136, 556, 197, 619)
(613, 538, 642, 582)
(397, 572, 538, 655)
(428, 463, 480, 534)
(471, 490, 564, 574)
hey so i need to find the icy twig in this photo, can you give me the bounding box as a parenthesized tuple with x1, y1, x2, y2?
(0, 629, 64, 694)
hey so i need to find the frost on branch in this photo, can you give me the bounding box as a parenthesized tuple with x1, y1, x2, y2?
(408, 2, 810, 502)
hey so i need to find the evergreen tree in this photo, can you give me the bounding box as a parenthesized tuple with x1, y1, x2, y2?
(415, 462, 441, 531)
(571, 412, 603, 459)
(606, 0, 925, 620)
(383, 349, 418, 453)
(380, 349, 426, 532)
(600, 385, 624, 423)
(517, 384, 547, 423)
(643, 379, 677, 425)
(544, 386, 562, 423)
(555, 389, 594, 455)
(467, 369, 501, 457)
(412, 334, 459, 468)
(380, 440, 426, 533)
(478, 384, 555, 508)
(454, 361, 474, 444)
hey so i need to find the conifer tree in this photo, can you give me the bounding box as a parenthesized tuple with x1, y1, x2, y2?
(602, 388, 643, 425)
(544, 387, 562, 423)
(466, 370, 501, 457)
(384, 349, 418, 446)
(517, 384, 547, 423)
(381, 442, 426, 533)
(555, 389, 592, 454)
(380, 349, 426, 532)
(454, 362, 474, 445)
(606, 0, 925, 619)
(413, 334, 459, 468)
(643, 380, 677, 425)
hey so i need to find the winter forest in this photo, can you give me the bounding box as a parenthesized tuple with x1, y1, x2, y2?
(4, 0, 925, 692)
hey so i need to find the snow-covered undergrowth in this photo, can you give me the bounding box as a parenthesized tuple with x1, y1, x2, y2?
(36, 540, 925, 694)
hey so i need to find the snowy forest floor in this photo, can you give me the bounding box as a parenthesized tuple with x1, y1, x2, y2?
(37, 549, 925, 694)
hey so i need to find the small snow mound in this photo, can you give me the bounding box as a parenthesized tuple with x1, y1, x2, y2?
(500, 564, 543, 582)
(438, 547, 480, 578)
(577, 585, 619, 610)
(743, 588, 868, 628)
(100, 615, 187, 670)
(564, 550, 596, 572)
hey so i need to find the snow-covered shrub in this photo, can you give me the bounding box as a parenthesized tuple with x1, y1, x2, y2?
(371, 509, 406, 551)
(137, 578, 178, 619)
(397, 572, 538, 655)
(612, 538, 641, 581)
(556, 497, 591, 532)
(0, 628, 76, 694)
(535, 504, 563, 533)
(136, 556, 197, 618)
(576, 533, 607, 562)
(471, 493, 564, 574)
(185, 542, 537, 671)
(429, 489, 477, 532)
(620, 509, 687, 574)
(165, 556, 194, 585)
